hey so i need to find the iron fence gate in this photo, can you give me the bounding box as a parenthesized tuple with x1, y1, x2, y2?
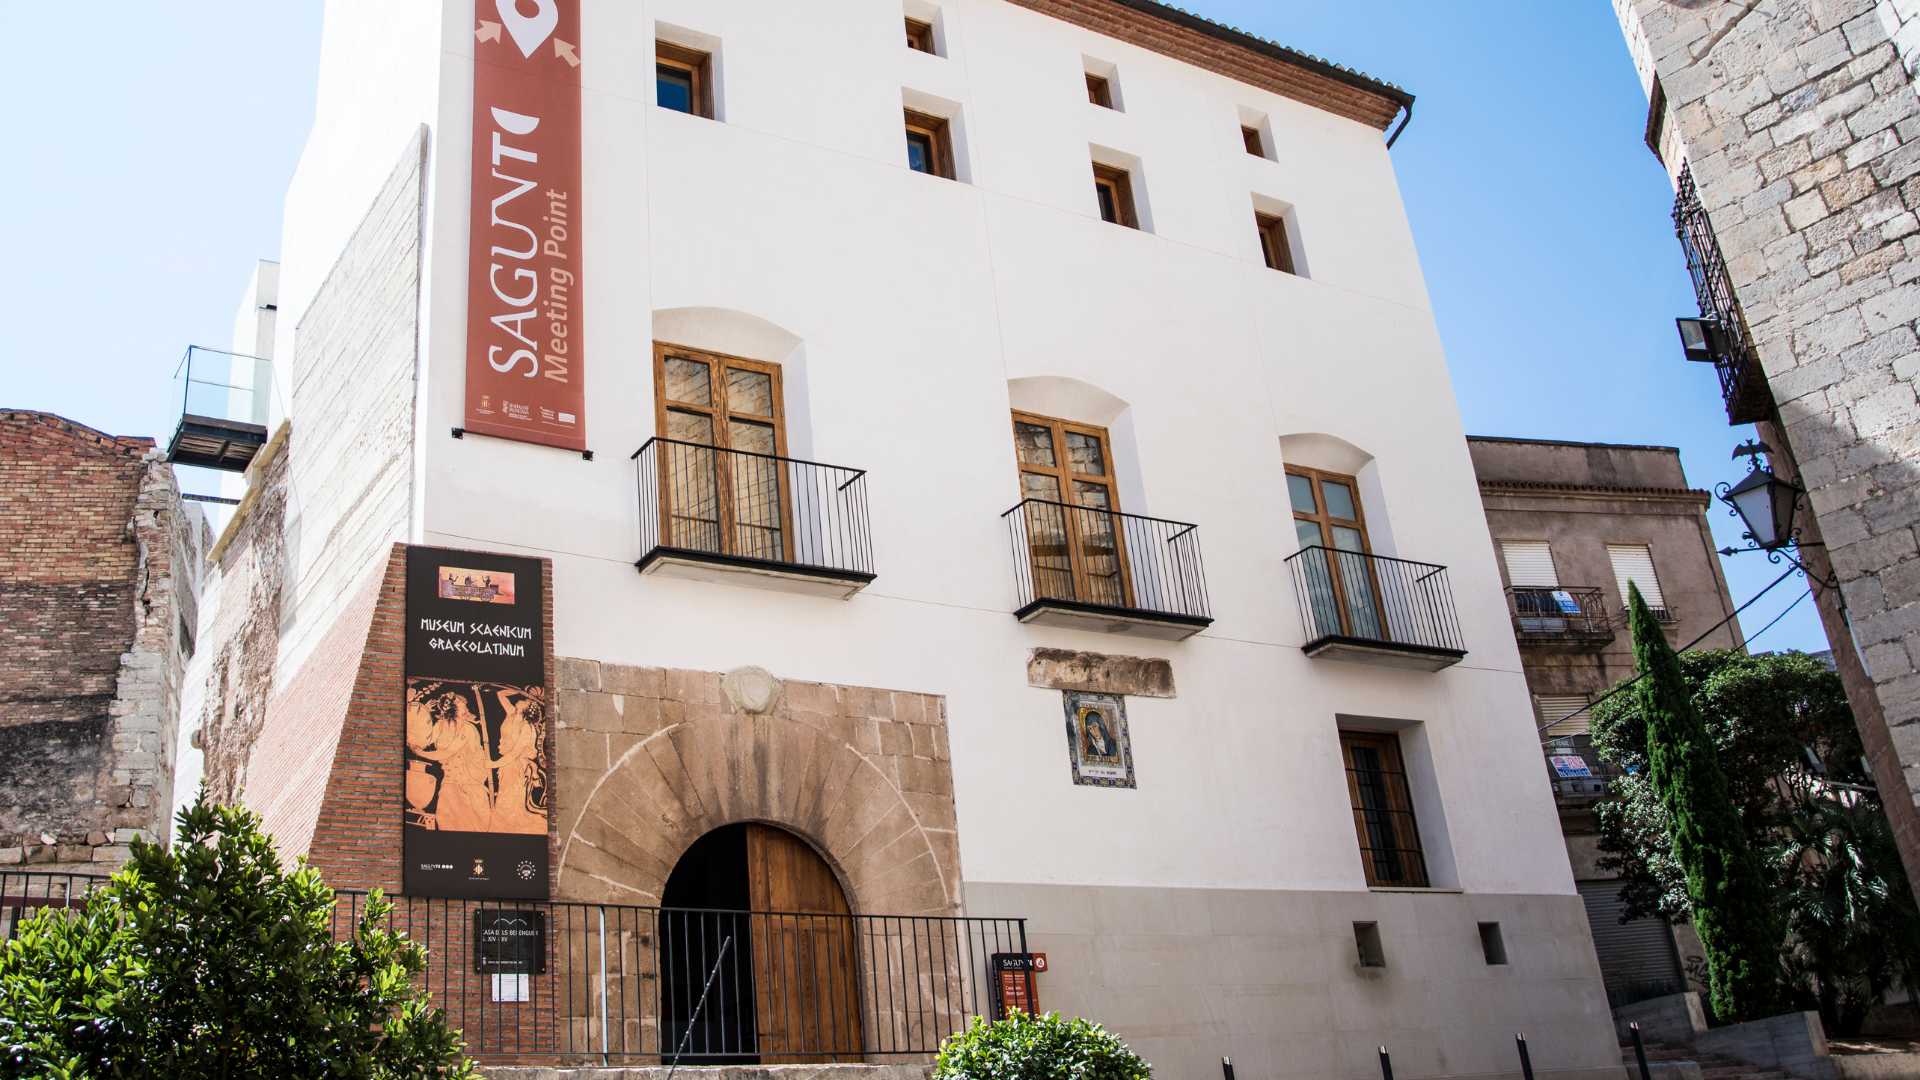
(0, 872, 1028, 1065)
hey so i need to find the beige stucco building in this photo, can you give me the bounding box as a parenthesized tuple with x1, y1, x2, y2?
(1469, 436, 1744, 1009)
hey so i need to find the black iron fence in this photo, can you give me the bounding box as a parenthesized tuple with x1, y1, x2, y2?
(1002, 498, 1210, 622)
(1285, 546, 1465, 655)
(1674, 163, 1771, 425)
(1506, 586, 1614, 643)
(0, 873, 1026, 1066)
(632, 437, 873, 583)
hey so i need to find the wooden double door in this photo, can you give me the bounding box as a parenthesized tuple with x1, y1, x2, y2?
(659, 823, 864, 1064)
(1012, 411, 1132, 608)
(655, 343, 794, 564)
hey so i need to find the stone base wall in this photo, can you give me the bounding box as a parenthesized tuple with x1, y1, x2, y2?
(966, 880, 1623, 1080)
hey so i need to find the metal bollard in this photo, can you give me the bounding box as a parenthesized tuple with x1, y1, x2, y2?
(1221, 1057, 1235, 1080)
(1628, 1021, 1651, 1080)
(1516, 1033, 1534, 1080)
(1378, 1045, 1394, 1080)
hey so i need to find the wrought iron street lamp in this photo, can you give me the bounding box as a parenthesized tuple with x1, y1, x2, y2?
(1714, 441, 1836, 588)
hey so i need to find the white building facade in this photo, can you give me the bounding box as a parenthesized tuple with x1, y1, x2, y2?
(181, 2, 1621, 1076)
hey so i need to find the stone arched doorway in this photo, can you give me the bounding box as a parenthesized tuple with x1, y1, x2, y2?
(659, 822, 863, 1064)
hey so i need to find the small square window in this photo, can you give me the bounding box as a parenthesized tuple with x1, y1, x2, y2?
(905, 17, 936, 53)
(1086, 73, 1114, 109)
(657, 42, 712, 118)
(1354, 922, 1387, 968)
(1242, 125, 1264, 157)
(1479, 922, 1508, 966)
(904, 109, 954, 179)
(1092, 163, 1137, 229)
(1256, 212, 1296, 274)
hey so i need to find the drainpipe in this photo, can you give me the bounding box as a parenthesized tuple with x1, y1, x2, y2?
(1386, 99, 1415, 149)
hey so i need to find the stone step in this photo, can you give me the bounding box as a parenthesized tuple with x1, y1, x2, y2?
(1620, 1040, 1796, 1080)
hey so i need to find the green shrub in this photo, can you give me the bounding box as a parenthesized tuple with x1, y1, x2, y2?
(0, 797, 474, 1079)
(934, 1011, 1150, 1080)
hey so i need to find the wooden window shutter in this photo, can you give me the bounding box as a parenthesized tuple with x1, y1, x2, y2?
(1500, 541, 1558, 588)
(1606, 544, 1665, 609)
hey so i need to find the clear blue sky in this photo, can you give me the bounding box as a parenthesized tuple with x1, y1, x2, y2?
(0, 2, 1825, 652)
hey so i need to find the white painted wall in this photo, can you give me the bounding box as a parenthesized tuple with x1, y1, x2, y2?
(374, 0, 1572, 899)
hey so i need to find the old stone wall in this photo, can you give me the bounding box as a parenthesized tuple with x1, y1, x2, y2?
(553, 661, 960, 916)
(0, 411, 196, 870)
(195, 424, 290, 806)
(1618, 0, 1920, 891)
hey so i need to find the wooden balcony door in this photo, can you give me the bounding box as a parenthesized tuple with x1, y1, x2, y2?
(1288, 467, 1384, 639)
(745, 824, 864, 1063)
(655, 344, 792, 562)
(1011, 411, 1132, 608)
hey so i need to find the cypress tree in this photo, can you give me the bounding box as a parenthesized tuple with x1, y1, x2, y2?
(1626, 582, 1780, 1022)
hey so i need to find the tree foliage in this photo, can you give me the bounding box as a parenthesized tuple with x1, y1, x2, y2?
(1591, 607, 1920, 1033)
(0, 798, 474, 1079)
(934, 1011, 1151, 1080)
(1617, 584, 1781, 1024)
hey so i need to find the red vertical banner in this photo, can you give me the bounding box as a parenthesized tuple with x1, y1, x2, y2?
(465, 1, 586, 452)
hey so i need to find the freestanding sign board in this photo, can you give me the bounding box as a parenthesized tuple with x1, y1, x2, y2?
(990, 953, 1045, 1019)
(403, 546, 550, 898)
(464, 0, 586, 452)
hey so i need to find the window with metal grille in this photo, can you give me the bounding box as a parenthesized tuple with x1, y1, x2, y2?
(1340, 731, 1429, 888)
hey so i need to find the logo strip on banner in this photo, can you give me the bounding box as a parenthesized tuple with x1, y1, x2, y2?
(464, 0, 586, 452)
(403, 546, 551, 899)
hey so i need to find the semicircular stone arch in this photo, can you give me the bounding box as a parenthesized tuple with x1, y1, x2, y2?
(553, 661, 960, 918)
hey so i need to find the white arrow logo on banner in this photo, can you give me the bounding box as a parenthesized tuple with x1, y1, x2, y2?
(495, 0, 558, 59)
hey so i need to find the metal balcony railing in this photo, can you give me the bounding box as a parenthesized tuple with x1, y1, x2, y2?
(1546, 735, 1618, 803)
(1505, 586, 1615, 644)
(0, 872, 1030, 1065)
(1285, 546, 1466, 660)
(1674, 163, 1771, 425)
(1002, 499, 1211, 627)
(633, 437, 874, 585)
(166, 345, 272, 472)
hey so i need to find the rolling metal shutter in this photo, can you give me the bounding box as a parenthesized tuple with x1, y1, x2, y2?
(1535, 693, 1591, 738)
(1606, 544, 1666, 608)
(1501, 541, 1559, 587)
(1577, 880, 1685, 1008)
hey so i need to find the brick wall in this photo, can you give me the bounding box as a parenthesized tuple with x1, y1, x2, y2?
(298, 544, 558, 893)
(1616, 0, 1920, 890)
(0, 411, 193, 869)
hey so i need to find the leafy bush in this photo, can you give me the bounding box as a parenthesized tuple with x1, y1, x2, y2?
(0, 798, 474, 1079)
(934, 1011, 1150, 1080)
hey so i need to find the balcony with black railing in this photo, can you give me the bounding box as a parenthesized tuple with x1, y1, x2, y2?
(633, 437, 875, 598)
(1002, 499, 1211, 640)
(1506, 586, 1615, 646)
(1674, 163, 1772, 425)
(1285, 547, 1466, 671)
